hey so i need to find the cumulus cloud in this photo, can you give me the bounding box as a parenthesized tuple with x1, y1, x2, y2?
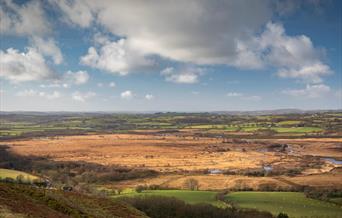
(120, 90, 133, 99)
(39, 83, 69, 89)
(0, 0, 50, 36)
(234, 22, 332, 82)
(0, 47, 56, 83)
(56, 0, 272, 65)
(282, 84, 331, 98)
(226, 92, 243, 97)
(2, 0, 332, 91)
(241, 95, 262, 101)
(63, 71, 89, 85)
(49, 0, 93, 28)
(53, 1, 331, 83)
(161, 67, 204, 84)
(109, 82, 116, 88)
(31, 37, 63, 65)
(277, 63, 331, 83)
(16, 89, 61, 100)
(226, 92, 261, 101)
(145, 94, 154, 100)
(80, 39, 155, 75)
(38, 71, 89, 88)
(72, 91, 96, 102)
(1, 1, 64, 66)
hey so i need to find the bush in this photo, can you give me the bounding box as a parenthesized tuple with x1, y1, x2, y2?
(135, 185, 145, 193)
(277, 212, 289, 218)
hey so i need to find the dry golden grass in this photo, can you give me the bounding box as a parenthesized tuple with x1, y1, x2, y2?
(6, 134, 281, 171)
(4, 133, 342, 190)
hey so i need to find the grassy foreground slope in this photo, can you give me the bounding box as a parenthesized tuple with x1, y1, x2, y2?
(226, 192, 342, 218)
(0, 183, 147, 218)
(0, 168, 39, 182)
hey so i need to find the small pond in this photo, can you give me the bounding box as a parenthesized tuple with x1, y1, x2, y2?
(263, 166, 273, 172)
(321, 157, 342, 165)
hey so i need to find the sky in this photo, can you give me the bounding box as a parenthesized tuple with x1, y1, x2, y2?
(0, 0, 341, 112)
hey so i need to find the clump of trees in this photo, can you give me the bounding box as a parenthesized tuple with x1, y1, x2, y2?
(304, 187, 342, 203)
(184, 178, 199, 190)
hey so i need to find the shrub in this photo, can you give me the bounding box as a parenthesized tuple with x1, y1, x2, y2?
(277, 212, 289, 218)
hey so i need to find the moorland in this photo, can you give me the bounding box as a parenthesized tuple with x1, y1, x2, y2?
(0, 111, 341, 217)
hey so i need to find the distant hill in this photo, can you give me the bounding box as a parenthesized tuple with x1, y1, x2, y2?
(212, 109, 342, 115)
(0, 109, 340, 116)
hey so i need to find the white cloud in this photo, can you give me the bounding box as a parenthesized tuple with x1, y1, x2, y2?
(38, 71, 89, 88)
(161, 67, 204, 84)
(72, 91, 96, 102)
(282, 84, 331, 98)
(80, 39, 155, 75)
(121, 90, 133, 99)
(0, 0, 50, 36)
(16, 89, 61, 100)
(31, 37, 63, 65)
(54, 0, 272, 66)
(0, 1, 63, 65)
(226, 92, 243, 97)
(45, 91, 62, 99)
(64, 70, 89, 85)
(53, 1, 331, 83)
(0, 47, 55, 83)
(234, 22, 332, 83)
(241, 95, 262, 101)
(145, 94, 154, 100)
(277, 63, 331, 83)
(49, 0, 93, 28)
(105, 1, 271, 65)
(40, 83, 68, 88)
(226, 92, 261, 101)
(109, 82, 116, 88)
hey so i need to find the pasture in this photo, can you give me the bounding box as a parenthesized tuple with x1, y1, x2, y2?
(114, 189, 226, 207)
(226, 192, 342, 218)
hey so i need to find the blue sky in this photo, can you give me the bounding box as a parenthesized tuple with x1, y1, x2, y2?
(0, 0, 341, 111)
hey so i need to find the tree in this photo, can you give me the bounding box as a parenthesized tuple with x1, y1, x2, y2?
(135, 185, 145, 193)
(117, 187, 123, 195)
(184, 178, 199, 190)
(277, 212, 289, 218)
(16, 174, 25, 183)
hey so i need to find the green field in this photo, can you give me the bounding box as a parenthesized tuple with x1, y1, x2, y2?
(272, 127, 322, 133)
(114, 190, 226, 207)
(185, 125, 323, 134)
(225, 192, 342, 218)
(0, 168, 39, 182)
(277, 120, 302, 126)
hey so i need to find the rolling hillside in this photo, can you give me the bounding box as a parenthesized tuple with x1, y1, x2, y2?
(0, 183, 147, 218)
